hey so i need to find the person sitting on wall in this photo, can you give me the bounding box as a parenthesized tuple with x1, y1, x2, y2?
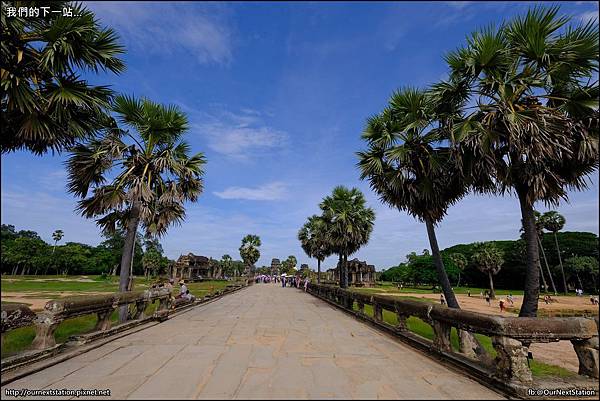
(176, 280, 188, 299)
(185, 289, 196, 302)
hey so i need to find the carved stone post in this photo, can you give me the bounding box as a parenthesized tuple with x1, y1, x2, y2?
(95, 308, 115, 331)
(357, 300, 365, 315)
(31, 313, 60, 350)
(373, 302, 383, 322)
(572, 337, 599, 379)
(432, 320, 452, 353)
(458, 329, 478, 359)
(492, 336, 533, 384)
(395, 310, 408, 332)
(131, 300, 148, 320)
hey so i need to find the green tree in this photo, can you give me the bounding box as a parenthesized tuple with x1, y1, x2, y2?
(51, 229, 64, 254)
(239, 234, 261, 280)
(358, 88, 466, 307)
(541, 211, 568, 294)
(471, 243, 504, 300)
(446, 7, 598, 316)
(1, 1, 125, 154)
(221, 254, 234, 278)
(564, 256, 598, 293)
(282, 255, 297, 275)
(319, 186, 375, 289)
(449, 253, 467, 287)
(67, 95, 206, 322)
(298, 215, 332, 283)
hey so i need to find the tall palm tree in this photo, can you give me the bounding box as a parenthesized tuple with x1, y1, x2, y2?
(541, 211, 568, 294)
(51, 230, 64, 255)
(319, 186, 375, 289)
(66, 95, 206, 322)
(471, 242, 504, 300)
(519, 211, 557, 294)
(239, 234, 261, 281)
(1, 1, 125, 154)
(221, 254, 233, 278)
(45, 229, 65, 275)
(449, 253, 467, 288)
(357, 88, 467, 308)
(445, 6, 598, 316)
(298, 215, 332, 284)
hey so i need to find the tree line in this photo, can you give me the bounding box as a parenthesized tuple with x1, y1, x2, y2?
(381, 231, 599, 295)
(1, 224, 169, 277)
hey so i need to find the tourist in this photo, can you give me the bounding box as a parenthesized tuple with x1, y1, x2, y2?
(485, 292, 490, 306)
(304, 278, 309, 292)
(185, 289, 196, 302)
(480, 290, 484, 299)
(507, 294, 514, 306)
(499, 298, 505, 312)
(177, 280, 188, 299)
(440, 294, 445, 306)
(467, 290, 471, 297)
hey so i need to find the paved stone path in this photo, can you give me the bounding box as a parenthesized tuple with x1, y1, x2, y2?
(3, 285, 503, 399)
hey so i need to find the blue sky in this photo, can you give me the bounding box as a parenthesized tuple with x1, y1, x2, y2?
(2, 1, 599, 270)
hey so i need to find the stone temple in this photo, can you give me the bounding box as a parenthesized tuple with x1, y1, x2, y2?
(170, 253, 212, 280)
(325, 258, 376, 286)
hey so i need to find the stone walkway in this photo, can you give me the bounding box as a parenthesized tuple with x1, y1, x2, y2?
(2, 284, 503, 399)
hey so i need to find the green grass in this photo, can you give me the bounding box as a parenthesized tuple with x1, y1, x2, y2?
(0, 279, 229, 358)
(366, 284, 526, 296)
(352, 303, 574, 378)
(1, 275, 125, 293)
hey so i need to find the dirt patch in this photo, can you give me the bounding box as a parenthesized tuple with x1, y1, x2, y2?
(0, 291, 112, 311)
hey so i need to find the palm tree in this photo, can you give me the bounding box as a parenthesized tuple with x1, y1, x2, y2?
(221, 254, 233, 278)
(471, 242, 504, 300)
(298, 215, 332, 284)
(1, 1, 125, 154)
(519, 211, 557, 294)
(445, 6, 598, 316)
(357, 88, 467, 308)
(66, 95, 206, 322)
(45, 229, 65, 275)
(319, 186, 375, 289)
(51, 230, 64, 255)
(449, 253, 467, 288)
(541, 211, 568, 294)
(239, 235, 261, 281)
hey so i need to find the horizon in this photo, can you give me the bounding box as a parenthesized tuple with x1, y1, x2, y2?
(2, 1, 599, 271)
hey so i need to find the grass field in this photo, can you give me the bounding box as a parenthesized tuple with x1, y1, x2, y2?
(358, 283, 526, 296)
(354, 303, 575, 378)
(0, 276, 230, 358)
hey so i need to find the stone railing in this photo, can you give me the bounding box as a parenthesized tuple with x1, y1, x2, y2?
(1, 288, 171, 352)
(306, 283, 599, 396)
(1, 282, 247, 365)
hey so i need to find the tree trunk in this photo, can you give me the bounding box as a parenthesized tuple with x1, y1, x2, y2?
(536, 236, 547, 291)
(488, 271, 496, 300)
(317, 258, 321, 284)
(456, 272, 461, 288)
(517, 187, 540, 317)
(554, 233, 568, 295)
(424, 217, 459, 309)
(539, 235, 557, 294)
(575, 273, 583, 291)
(118, 201, 141, 323)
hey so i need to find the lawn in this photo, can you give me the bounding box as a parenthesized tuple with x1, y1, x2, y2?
(0, 278, 231, 358)
(353, 303, 574, 378)
(362, 283, 526, 296)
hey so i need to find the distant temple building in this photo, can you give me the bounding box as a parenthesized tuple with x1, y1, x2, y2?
(325, 258, 376, 286)
(270, 258, 281, 275)
(170, 253, 214, 280)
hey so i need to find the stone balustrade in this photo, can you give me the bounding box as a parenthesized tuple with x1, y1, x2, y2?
(306, 283, 599, 394)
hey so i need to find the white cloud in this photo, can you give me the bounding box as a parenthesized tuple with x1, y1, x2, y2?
(88, 2, 233, 65)
(213, 182, 287, 201)
(187, 107, 288, 160)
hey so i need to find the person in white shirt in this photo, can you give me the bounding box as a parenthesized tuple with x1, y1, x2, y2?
(177, 280, 188, 299)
